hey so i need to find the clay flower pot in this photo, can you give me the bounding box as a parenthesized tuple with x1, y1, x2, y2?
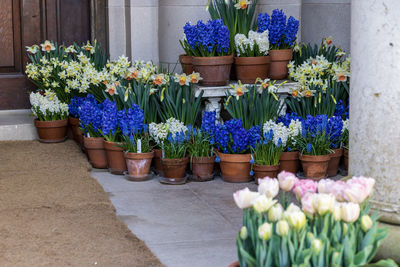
(217, 152, 252, 183)
(192, 55, 234, 86)
(253, 164, 279, 180)
(179, 54, 194, 75)
(83, 136, 107, 169)
(68, 116, 83, 145)
(327, 148, 344, 177)
(161, 157, 189, 182)
(343, 149, 349, 172)
(228, 261, 240, 267)
(125, 151, 154, 181)
(268, 49, 293, 80)
(153, 149, 164, 175)
(104, 141, 127, 175)
(300, 154, 330, 181)
(191, 156, 216, 182)
(34, 118, 68, 143)
(279, 151, 300, 174)
(234, 56, 270, 84)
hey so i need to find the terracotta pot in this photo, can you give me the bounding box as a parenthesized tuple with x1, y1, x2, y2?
(83, 136, 107, 169)
(228, 261, 240, 267)
(253, 164, 279, 180)
(104, 141, 127, 174)
(268, 49, 293, 80)
(217, 152, 252, 183)
(300, 154, 330, 181)
(191, 156, 215, 182)
(192, 55, 234, 86)
(34, 118, 68, 143)
(153, 149, 164, 175)
(68, 116, 83, 145)
(279, 151, 300, 174)
(179, 54, 194, 75)
(327, 148, 343, 177)
(343, 149, 349, 172)
(125, 151, 154, 181)
(161, 157, 189, 182)
(234, 56, 270, 84)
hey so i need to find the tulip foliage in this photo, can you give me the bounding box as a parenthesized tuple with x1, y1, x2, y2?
(234, 173, 396, 267)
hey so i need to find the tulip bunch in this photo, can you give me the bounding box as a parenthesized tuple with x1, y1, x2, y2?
(234, 172, 390, 267)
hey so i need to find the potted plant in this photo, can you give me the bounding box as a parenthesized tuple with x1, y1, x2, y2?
(120, 133, 154, 181)
(78, 94, 107, 169)
(258, 9, 299, 79)
(162, 131, 190, 182)
(232, 176, 395, 267)
(183, 19, 233, 86)
(342, 118, 349, 172)
(188, 113, 216, 181)
(179, 39, 194, 75)
(275, 113, 303, 174)
(326, 116, 344, 177)
(295, 115, 332, 180)
(252, 128, 283, 180)
(234, 30, 270, 83)
(68, 96, 84, 145)
(215, 119, 257, 183)
(149, 118, 188, 176)
(225, 79, 282, 130)
(30, 91, 69, 143)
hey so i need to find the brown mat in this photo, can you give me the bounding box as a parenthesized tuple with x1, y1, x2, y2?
(0, 140, 163, 267)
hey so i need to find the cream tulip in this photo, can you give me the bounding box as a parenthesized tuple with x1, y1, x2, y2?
(233, 188, 260, 209)
(311, 239, 323, 255)
(276, 220, 289, 237)
(278, 171, 298, 191)
(313, 193, 336, 215)
(361, 215, 373, 232)
(341, 202, 360, 223)
(287, 211, 307, 231)
(240, 226, 248, 240)
(258, 222, 272, 241)
(268, 203, 283, 222)
(252, 195, 277, 214)
(258, 178, 279, 198)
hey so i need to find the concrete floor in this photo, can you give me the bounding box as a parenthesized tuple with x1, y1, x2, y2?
(92, 171, 257, 267)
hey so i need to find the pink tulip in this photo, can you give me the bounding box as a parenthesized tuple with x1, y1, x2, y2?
(330, 180, 347, 202)
(301, 193, 316, 215)
(278, 171, 298, 192)
(293, 179, 318, 199)
(258, 177, 280, 198)
(347, 176, 375, 197)
(317, 179, 335, 194)
(343, 182, 368, 203)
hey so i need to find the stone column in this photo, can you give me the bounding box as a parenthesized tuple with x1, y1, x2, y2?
(129, 0, 159, 63)
(158, 0, 209, 72)
(350, 0, 400, 224)
(108, 0, 130, 60)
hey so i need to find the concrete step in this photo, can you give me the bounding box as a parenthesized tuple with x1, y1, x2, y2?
(0, 109, 37, 141)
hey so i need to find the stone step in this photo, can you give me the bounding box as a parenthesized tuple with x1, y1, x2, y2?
(0, 109, 37, 141)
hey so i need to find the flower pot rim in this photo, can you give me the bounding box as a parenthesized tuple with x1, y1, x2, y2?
(217, 151, 252, 163)
(125, 151, 155, 159)
(300, 154, 331, 161)
(34, 118, 68, 127)
(234, 55, 270, 65)
(104, 140, 124, 151)
(192, 55, 234, 65)
(161, 156, 189, 162)
(253, 163, 280, 169)
(330, 148, 344, 158)
(191, 155, 216, 163)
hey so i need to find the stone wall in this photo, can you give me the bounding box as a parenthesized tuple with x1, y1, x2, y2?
(301, 0, 351, 52)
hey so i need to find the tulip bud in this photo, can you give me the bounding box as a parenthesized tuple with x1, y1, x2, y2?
(276, 220, 289, 236)
(258, 222, 272, 241)
(252, 195, 277, 214)
(287, 211, 307, 231)
(333, 203, 341, 221)
(268, 203, 283, 222)
(240, 226, 248, 240)
(361, 215, 373, 232)
(311, 239, 323, 255)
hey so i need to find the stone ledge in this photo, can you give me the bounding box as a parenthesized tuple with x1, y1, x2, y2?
(0, 110, 37, 141)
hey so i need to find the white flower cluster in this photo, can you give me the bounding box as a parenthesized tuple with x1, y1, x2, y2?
(342, 119, 349, 133)
(235, 30, 269, 56)
(288, 55, 350, 98)
(30, 91, 69, 119)
(149, 118, 188, 144)
(263, 119, 302, 148)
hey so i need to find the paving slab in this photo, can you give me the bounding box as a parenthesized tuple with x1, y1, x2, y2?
(91, 172, 250, 267)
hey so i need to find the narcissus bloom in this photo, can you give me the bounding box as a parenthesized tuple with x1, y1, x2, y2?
(234, 0, 251, 10)
(189, 72, 202, 84)
(40, 40, 55, 52)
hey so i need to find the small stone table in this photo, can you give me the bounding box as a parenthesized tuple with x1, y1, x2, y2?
(194, 80, 299, 122)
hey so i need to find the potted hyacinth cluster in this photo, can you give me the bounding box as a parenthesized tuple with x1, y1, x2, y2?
(188, 111, 217, 182)
(79, 94, 107, 169)
(326, 116, 344, 177)
(149, 118, 188, 177)
(273, 113, 303, 174)
(230, 173, 396, 267)
(234, 30, 270, 83)
(30, 90, 69, 143)
(251, 127, 283, 180)
(182, 19, 232, 86)
(214, 118, 259, 183)
(162, 130, 190, 182)
(258, 9, 299, 79)
(68, 96, 84, 145)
